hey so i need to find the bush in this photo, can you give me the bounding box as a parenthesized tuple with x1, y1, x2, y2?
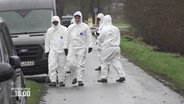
(123, 0, 184, 54)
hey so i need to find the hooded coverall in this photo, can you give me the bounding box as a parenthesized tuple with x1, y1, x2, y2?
(45, 16, 68, 83)
(97, 15, 126, 79)
(97, 13, 105, 32)
(66, 11, 94, 82)
(96, 13, 105, 68)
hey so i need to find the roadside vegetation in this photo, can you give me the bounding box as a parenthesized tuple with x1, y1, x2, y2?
(123, 0, 184, 55)
(26, 80, 45, 104)
(120, 32, 184, 96)
(113, 22, 130, 27)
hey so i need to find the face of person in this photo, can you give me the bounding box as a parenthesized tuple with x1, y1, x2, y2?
(97, 18, 101, 22)
(52, 21, 58, 26)
(74, 15, 81, 24)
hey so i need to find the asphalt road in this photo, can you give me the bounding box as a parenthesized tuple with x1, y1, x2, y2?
(40, 45, 184, 104)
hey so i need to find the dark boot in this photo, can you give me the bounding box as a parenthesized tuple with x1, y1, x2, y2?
(116, 77, 126, 83)
(78, 81, 84, 86)
(59, 82, 65, 87)
(97, 79, 107, 83)
(72, 78, 77, 84)
(95, 66, 101, 71)
(49, 82, 57, 87)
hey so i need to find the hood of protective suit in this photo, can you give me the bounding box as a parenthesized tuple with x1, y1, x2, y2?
(97, 13, 104, 22)
(97, 13, 105, 29)
(70, 17, 75, 24)
(51, 16, 61, 28)
(73, 11, 83, 24)
(103, 15, 112, 26)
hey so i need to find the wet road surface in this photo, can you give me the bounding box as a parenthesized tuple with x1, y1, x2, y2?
(40, 46, 184, 104)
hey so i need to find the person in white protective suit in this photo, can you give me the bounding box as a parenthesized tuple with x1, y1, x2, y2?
(66, 11, 94, 86)
(45, 16, 68, 87)
(65, 17, 77, 74)
(64, 17, 75, 74)
(97, 15, 126, 83)
(97, 13, 105, 33)
(95, 13, 105, 71)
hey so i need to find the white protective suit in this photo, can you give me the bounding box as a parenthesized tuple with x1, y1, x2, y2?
(97, 15, 126, 79)
(45, 16, 68, 83)
(70, 18, 75, 24)
(66, 11, 94, 82)
(96, 13, 105, 67)
(97, 13, 105, 32)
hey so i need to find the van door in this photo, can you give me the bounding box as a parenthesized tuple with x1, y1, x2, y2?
(0, 31, 11, 104)
(0, 31, 9, 62)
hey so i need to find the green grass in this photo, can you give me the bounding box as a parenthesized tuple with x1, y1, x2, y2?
(113, 22, 130, 26)
(26, 80, 45, 104)
(120, 36, 184, 93)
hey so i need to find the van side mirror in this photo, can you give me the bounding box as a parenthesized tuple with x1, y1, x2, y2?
(9, 56, 21, 69)
(0, 63, 14, 82)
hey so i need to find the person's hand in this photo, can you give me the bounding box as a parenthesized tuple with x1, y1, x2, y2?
(64, 49, 68, 56)
(88, 47, 93, 53)
(45, 52, 49, 57)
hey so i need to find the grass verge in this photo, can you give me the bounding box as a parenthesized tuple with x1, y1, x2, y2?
(26, 80, 45, 104)
(120, 36, 184, 96)
(113, 22, 130, 27)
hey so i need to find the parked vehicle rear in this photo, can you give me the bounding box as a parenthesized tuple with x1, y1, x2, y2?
(0, 0, 61, 75)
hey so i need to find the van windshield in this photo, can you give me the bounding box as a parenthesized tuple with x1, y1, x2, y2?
(0, 9, 53, 34)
